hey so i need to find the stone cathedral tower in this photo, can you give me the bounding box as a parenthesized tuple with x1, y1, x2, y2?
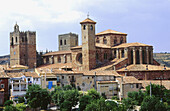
(10, 23, 36, 68)
(80, 17, 96, 70)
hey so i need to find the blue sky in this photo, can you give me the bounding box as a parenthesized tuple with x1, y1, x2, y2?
(0, 0, 170, 55)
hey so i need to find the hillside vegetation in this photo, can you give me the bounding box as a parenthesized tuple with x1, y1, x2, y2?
(153, 53, 170, 67)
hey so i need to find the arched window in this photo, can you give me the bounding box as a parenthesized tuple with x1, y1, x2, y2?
(60, 40, 62, 45)
(76, 53, 82, 64)
(25, 37, 27, 42)
(83, 25, 86, 30)
(104, 53, 107, 60)
(120, 37, 123, 44)
(114, 50, 116, 58)
(142, 50, 146, 64)
(46, 57, 49, 64)
(90, 25, 93, 30)
(96, 37, 99, 43)
(96, 52, 99, 60)
(58, 56, 61, 63)
(22, 37, 24, 42)
(131, 50, 133, 64)
(103, 36, 107, 44)
(114, 37, 117, 45)
(11, 37, 14, 45)
(136, 50, 140, 64)
(15, 37, 17, 43)
(64, 40, 66, 45)
(122, 50, 124, 58)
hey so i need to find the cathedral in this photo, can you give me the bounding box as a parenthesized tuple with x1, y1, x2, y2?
(8, 17, 170, 99)
(41, 17, 170, 80)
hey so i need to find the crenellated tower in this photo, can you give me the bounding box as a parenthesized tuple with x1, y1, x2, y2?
(10, 23, 36, 68)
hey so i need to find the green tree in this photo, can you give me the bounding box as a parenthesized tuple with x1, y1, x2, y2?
(60, 89, 79, 111)
(79, 95, 92, 111)
(4, 100, 13, 106)
(25, 84, 51, 110)
(85, 97, 119, 111)
(4, 105, 18, 111)
(85, 100, 98, 111)
(63, 85, 73, 91)
(18, 97, 25, 103)
(127, 90, 145, 105)
(15, 103, 26, 111)
(146, 84, 169, 103)
(140, 96, 167, 111)
(87, 88, 100, 100)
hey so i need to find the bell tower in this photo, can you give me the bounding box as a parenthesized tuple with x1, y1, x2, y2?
(10, 23, 36, 68)
(80, 17, 96, 70)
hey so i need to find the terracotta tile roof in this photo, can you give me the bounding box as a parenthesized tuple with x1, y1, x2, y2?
(80, 18, 96, 24)
(94, 58, 127, 71)
(140, 80, 170, 90)
(52, 69, 82, 75)
(0, 72, 9, 78)
(71, 45, 82, 49)
(96, 43, 111, 48)
(7, 73, 24, 78)
(24, 72, 40, 78)
(96, 29, 127, 36)
(123, 76, 141, 84)
(42, 50, 72, 56)
(71, 44, 111, 50)
(82, 70, 121, 76)
(97, 81, 117, 84)
(7, 71, 39, 78)
(112, 42, 152, 48)
(11, 65, 28, 69)
(117, 64, 170, 71)
(36, 63, 72, 73)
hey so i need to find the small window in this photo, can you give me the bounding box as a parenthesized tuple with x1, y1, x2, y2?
(16, 37, 18, 43)
(62, 84, 64, 87)
(104, 53, 107, 60)
(90, 81, 92, 83)
(22, 37, 24, 42)
(114, 37, 117, 45)
(82, 83, 85, 87)
(120, 37, 123, 44)
(62, 76, 64, 79)
(83, 25, 86, 30)
(88, 77, 89, 79)
(1, 84, 4, 88)
(96, 37, 99, 43)
(11, 37, 14, 45)
(90, 25, 93, 30)
(96, 53, 99, 60)
(136, 84, 139, 88)
(58, 56, 61, 63)
(60, 40, 62, 45)
(103, 36, 107, 44)
(28, 78, 30, 81)
(25, 37, 27, 41)
(130, 84, 134, 88)
(64, 40, 66, 45)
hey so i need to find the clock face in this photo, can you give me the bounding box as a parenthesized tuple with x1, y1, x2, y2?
(14, 52, 16, 55)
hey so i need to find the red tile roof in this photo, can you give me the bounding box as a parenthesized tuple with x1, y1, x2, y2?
(112, 42, 152, 48)
(42, 50, 72, 56)
(96, 29, 127, 36)
(80, 18, 96, 24)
